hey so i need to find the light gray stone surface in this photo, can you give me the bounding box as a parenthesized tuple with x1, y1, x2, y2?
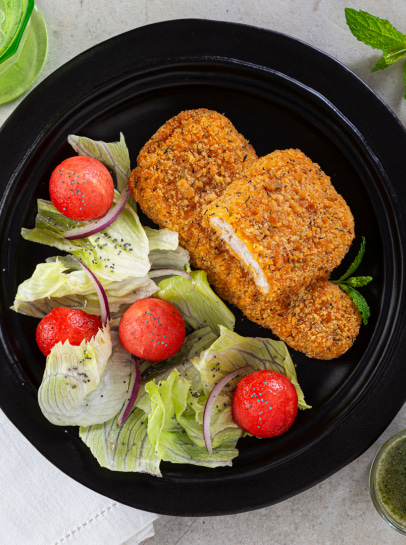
(2, 1, 406, 543)
(2, 0, 405, 126)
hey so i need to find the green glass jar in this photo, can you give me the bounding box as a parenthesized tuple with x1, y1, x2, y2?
(0, 0, 47, 104)
(370, 429, 406, 535)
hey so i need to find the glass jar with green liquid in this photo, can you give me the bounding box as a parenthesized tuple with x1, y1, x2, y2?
(0, 0, 47, 104)
(370, 429, 406, 535)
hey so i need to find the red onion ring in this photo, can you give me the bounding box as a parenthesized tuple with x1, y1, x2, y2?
(63, 187, 130, 240)
(149, 269, 192, 280)
(203, 366, 251, 455)
(70, 255, 110, 324)
(117, 357, 141, 426)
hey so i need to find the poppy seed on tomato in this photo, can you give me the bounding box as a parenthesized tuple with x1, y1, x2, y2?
(119, 298, 186, 362)
(36, 307, 103, 357)
(232, 370, 298, 438)
(49, 156, 114, 221)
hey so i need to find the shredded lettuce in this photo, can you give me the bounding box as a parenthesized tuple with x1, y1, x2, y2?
(156, 270, 235, 335)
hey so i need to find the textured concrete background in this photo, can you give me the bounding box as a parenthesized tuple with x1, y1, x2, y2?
(2, 0, 405, 126)
(1, 1, 406, 544)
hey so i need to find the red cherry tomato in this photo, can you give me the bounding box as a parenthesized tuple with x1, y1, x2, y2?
(232, 370, 298, 438)
(36, 307, 103, 357)
(119, 298, 186, 362)
(49, 156, 114, 221)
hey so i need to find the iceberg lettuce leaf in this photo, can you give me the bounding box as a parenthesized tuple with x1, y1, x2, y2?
(79, 327, 217, 475)
(192, 326, 311, 410)
(80, 408, 161, 476)
(79, 331, 135, 424)
(38, 327, 136, 427)
(38, 323, 113, 426)
(135, 327, 218, 414)
(68, 133, 131, 193)
(148, 246, 190, 273)
(21, 194, 150, 282)
(156, 270, 235, 335)
(12, 256, 158, 319)
(143, 225, 178, 252)
(145, 369, 239, 468)
(144, 224, 190, 274)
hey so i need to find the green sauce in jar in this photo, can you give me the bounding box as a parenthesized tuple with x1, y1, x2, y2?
(370, 431, 406, 534)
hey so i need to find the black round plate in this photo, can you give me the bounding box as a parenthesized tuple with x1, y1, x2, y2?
(1, 19, 406, 516)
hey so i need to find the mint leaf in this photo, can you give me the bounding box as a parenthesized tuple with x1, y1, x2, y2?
(345, 8, 406, 51)
(332, 237, 372, 325)
(345, 8, 406, 98)
(339, 284, 371, 325)
(333, 236, 366, 284)
(372, 47, 406, 71)
(344, 276, 373, 288)
(372, 56, 392, 71)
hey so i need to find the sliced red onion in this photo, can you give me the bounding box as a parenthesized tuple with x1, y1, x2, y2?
(70, 255, 110, 324)
(203, 366, 251, 455)
(148, 269, 192, 280)
(117, 357, 141, 426)
(63, 187, 130, 240)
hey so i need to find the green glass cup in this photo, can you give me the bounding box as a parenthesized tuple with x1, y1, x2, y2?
(369, 429, 406, 535)
(0, 0, 47, 104)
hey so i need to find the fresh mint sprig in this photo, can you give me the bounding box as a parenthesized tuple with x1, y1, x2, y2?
(332, 236, 373, 325)
(345, 8, 406, 99)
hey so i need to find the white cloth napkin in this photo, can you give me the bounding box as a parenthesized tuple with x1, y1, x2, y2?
(0, 410, 158, 545)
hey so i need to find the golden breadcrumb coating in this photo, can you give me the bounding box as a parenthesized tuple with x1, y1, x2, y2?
(204, 149, 355, 299)
(128, 108, 258, 231)
(246, 278, 362, 359)
(178, 222, 361, 360)
(129, 109, 361, 359)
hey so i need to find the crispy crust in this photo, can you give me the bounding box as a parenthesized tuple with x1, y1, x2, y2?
(246, 278, 361, 359)
(129, 109, 361, 360)
(204, 149, 355, 299)
(129, 108, 258, 232)
(177, 225, 361, 360)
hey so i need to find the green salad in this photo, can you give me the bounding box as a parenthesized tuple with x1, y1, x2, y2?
(12, 134, 310, 476)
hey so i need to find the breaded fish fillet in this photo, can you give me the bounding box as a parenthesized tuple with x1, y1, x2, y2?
(129, 109, 361, 359)
(204, 149, 355, 299)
